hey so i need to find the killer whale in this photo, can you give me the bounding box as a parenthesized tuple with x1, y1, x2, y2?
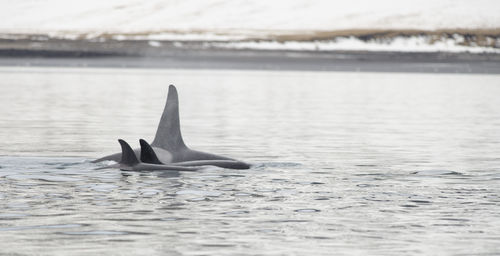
(139, 139, 251, 169)
(94, 85, 250, 170)
(98, 139, 200, 172)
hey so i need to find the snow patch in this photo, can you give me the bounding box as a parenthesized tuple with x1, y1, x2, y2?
(148, 41, 161, 47)
(213, 37, 500, 53)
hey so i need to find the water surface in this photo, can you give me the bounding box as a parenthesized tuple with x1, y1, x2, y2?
(0, 67, 499, 255)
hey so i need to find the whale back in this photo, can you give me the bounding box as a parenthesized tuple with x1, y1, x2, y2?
(151, 85, 188, 152)
(118, 139, 139, 166)
(140, 139, 163, 164)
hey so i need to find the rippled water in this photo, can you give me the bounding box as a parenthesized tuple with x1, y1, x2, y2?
(1, 67, 500, 255)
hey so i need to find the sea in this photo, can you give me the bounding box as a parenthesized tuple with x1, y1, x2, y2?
(0, 67, 499, 255)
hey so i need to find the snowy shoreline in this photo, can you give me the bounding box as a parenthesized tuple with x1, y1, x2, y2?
(211, 36, 500, 54)
(2, 29, 500, 54)
(2, 35, 500, 74)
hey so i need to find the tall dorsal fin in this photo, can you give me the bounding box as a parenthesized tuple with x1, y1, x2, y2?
(118, 139, 139, 166)
(139, 139, 162, 164)
(151, 85, 188, 151)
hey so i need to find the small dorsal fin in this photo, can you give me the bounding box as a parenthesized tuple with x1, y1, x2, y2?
(139, 139, 163, 164)
(151, 85, 188, 152)
(118, 139, 139, 166)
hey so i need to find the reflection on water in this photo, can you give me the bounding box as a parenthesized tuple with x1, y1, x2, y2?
(0, 67, 500, 255)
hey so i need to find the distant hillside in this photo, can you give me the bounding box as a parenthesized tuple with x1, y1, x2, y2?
(1, 0, 500, 52)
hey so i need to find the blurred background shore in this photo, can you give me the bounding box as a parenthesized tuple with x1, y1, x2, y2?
(1, 0, 499, 73)
(1, 37, 500, 73)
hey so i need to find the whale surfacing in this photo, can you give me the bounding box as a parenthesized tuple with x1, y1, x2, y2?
(94, 85, 250, 170)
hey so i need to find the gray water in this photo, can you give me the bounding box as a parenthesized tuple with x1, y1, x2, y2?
(0, 67, 500, 255)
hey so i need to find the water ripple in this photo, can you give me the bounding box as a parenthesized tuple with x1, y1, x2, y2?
(1, 69, 500, 255)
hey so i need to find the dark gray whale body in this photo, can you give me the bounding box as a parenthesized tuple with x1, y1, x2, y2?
(94, 85, 250, 171)
(106, 139, 200, 172)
